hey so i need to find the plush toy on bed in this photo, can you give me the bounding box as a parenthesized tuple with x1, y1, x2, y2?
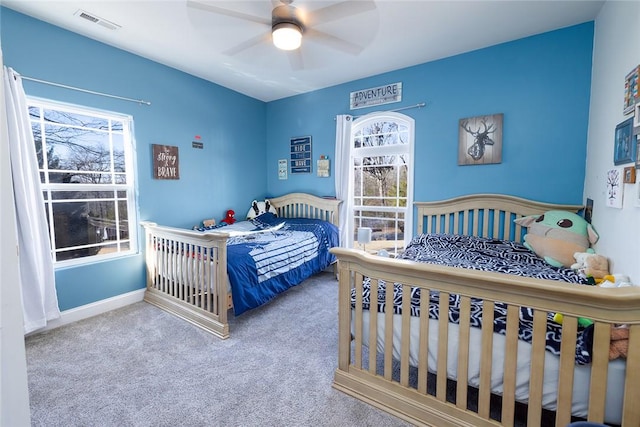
(514, 210, 599, 268)
(246, 199, 277, 220)
(221, 209, 236, 225)
(571, 252, 610, 282)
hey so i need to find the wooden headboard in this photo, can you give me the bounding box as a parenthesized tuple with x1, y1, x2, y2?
(415, 193, 583, 243)
(270, 193, 342, 227)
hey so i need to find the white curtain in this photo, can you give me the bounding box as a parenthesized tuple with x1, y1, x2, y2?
(334, 114, 352, 247)
(3, 66, 60, 334)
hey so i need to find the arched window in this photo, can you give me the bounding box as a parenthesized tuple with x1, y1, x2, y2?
(350, 112, 414, 256)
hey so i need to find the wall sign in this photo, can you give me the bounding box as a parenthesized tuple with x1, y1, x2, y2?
(317, 155, 330, 177)
(152, 144, 179, 180)
(278, 159, 288, 180)
(350, 82, 402, 110)
(290, 136, 312, 174)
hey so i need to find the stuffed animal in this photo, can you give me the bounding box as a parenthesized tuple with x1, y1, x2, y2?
(609, 326, 629, 360)
(514, 210, 598, 268)
(571, 252, 609, 280)
(221, 209, 236, 225)
(246, 199, 277, 220)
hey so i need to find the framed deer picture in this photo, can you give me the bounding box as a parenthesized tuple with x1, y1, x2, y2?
(458, 113, 503, 165)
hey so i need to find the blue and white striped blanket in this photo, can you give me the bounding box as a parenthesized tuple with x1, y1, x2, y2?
(225, 213, 338, 315)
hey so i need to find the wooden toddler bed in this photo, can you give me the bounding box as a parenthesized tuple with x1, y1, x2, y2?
(141, 193, 341, 339)
(331, 194, 640, 427)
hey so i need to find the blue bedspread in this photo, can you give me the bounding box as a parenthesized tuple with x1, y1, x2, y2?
(225, 213, 338, 316)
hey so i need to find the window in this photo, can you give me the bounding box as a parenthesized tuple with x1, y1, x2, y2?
(351, 112, 414, 256)
(28, 98, 138, 266)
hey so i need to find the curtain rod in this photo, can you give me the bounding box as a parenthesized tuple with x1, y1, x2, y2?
(20, 75, 152, 106)
(336, 102, 426, 120)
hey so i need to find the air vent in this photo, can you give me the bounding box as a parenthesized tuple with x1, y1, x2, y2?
(74, 9, 121, 31)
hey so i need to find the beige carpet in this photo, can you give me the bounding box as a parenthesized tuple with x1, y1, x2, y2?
(25, 272, 411, 427)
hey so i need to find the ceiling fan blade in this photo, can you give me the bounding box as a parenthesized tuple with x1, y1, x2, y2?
(305, 28, 364, 55)
(223, 31, 272, 56)
(287, 49, 304, 71)
(306, 0, 376, 26)
(187, 0, 270, 26)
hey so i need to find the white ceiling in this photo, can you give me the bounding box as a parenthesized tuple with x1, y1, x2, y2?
(2, 0, 604, 102)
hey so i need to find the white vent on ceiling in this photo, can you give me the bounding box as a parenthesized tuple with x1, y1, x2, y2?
(74, 9, 121, 31)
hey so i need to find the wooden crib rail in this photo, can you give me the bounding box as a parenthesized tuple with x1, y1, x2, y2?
(141, 221, 230, 339)
(331, 248, 640, 427)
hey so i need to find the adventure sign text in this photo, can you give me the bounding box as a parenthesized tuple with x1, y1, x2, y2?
(350, 82, 402, 110)
(153, 144, 180, 180)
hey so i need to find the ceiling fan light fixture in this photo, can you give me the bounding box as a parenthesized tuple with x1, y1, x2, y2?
(272, 22, 302, 51)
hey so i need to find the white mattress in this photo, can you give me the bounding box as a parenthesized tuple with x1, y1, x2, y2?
(356, 311, 626, 425)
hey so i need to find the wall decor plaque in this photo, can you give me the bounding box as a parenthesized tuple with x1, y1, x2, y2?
(152, 144, 180, 180)
(290, 136, 312, 174)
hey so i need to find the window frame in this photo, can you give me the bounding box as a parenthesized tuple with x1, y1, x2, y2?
(350, 111, 415, 255)
(28, 97, 139, 268)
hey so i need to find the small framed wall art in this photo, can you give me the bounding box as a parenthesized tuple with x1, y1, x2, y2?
(606, 168, 623, 209)
(623, 166, 636, 183)
(624, 65, 640, 115)
(458, 113, 503, 165)
(152, 144, 179, 180)
(613, 117, 636, 165)
(317, 155, 330, 177)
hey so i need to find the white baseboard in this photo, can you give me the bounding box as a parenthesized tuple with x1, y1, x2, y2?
(31, 288, 145, 335)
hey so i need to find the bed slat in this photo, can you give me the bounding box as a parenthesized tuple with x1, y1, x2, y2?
(527, 309, 547, 426)
(436, 292, 450, 402)
(417, 288, 430, 395)
(368, 279, 379, 375)
(588, 322, 610, 422)
(384, 280, 394, 381)
(556, 315, 578, 427)
(478, 300, 495, 419)
(456, 296, 471, 412)
(400, 284, 412, 387)
(354, 272, 364, 370)
(501, 304, 519, 425)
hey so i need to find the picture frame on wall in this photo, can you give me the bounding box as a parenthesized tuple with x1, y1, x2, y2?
(152, 144, 180, 180)
(613, 117, 636, 165)
(290, 136, 312, 174)
(623, 166, 636, 183)
(624, 65, 640, 115)
(606, 168, 623, 209)
(458, 113, 503, 165)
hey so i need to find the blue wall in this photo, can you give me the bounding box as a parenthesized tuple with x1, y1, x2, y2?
(1, 8, 268, 310)
(266, 23, 594, 205)
(2, 6, 594, 311)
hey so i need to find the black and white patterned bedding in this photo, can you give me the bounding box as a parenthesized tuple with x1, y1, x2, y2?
(352, 234, 594, 365)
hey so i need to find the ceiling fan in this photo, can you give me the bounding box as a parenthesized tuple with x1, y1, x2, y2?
(186, 0, 377, 69)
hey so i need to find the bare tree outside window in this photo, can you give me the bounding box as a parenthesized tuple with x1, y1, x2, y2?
(352, 115, 413, 255)
(29, 100, 137, 265)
